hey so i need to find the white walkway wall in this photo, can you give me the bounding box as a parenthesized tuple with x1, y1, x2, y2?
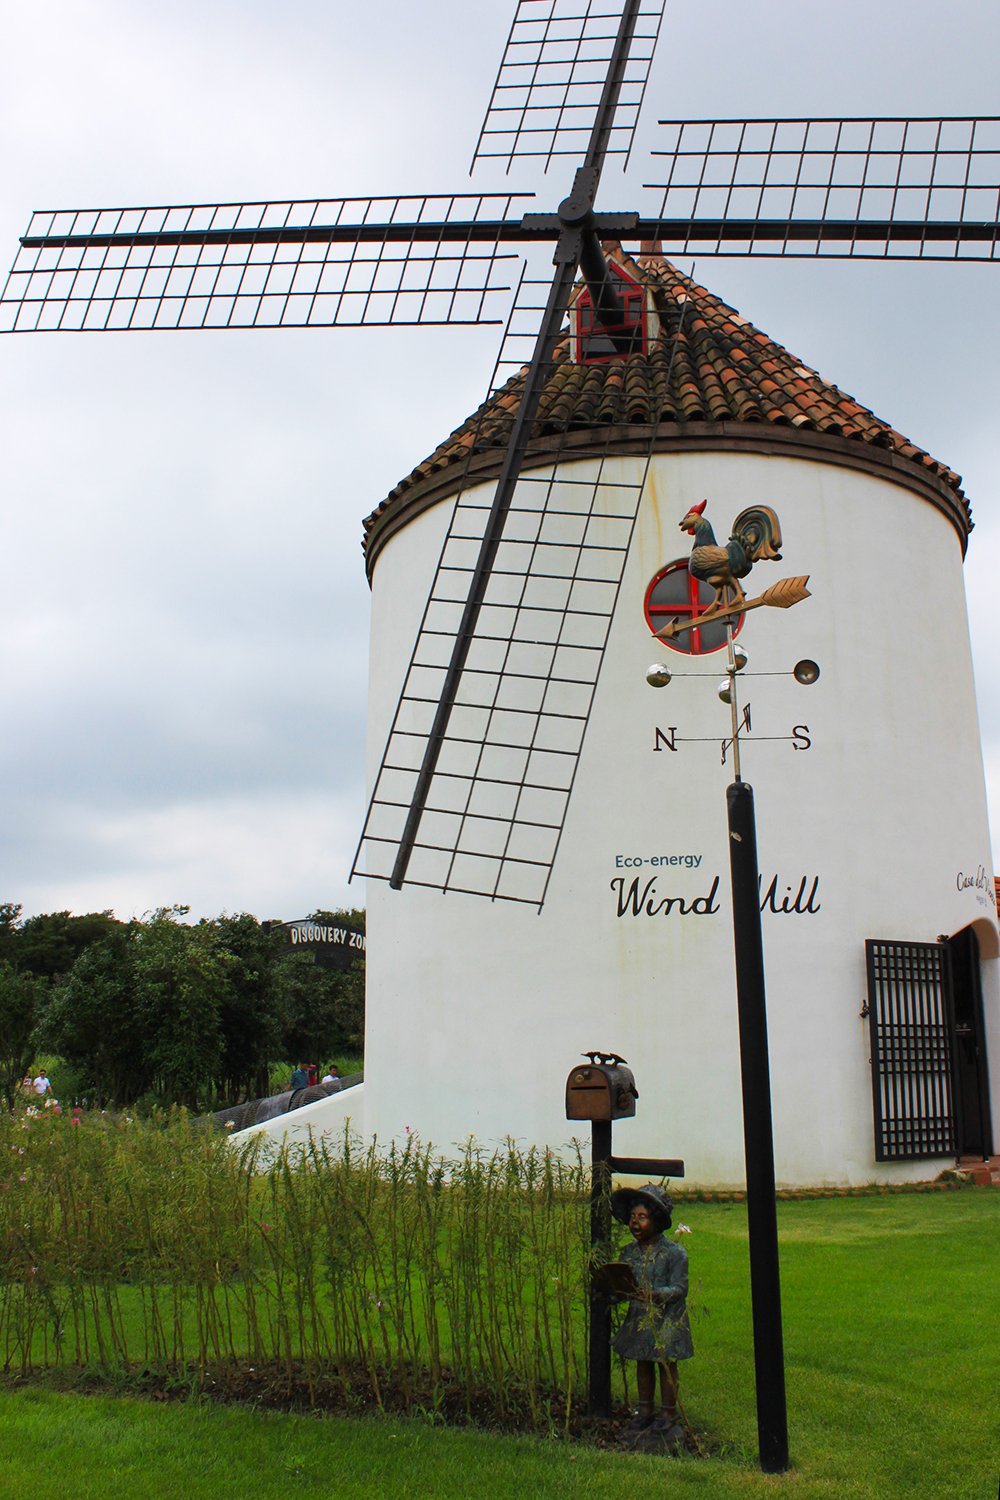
(232, 1084, 365, 1153)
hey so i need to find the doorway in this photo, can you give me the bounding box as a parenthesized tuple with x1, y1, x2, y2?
(947, 926, 993, 1158)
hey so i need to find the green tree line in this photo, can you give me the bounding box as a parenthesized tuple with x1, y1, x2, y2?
(0, 904, 364, 1111)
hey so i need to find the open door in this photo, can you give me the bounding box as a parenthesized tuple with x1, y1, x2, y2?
(947, 926, 994, 1159)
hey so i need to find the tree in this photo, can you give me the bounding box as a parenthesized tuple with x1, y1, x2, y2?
(40, 904, 366, 1110)
(0, 905, 119, 983)
(0, 962, 48, 1107)
(206, 913, 285, 1104)
(0, 904, 22, 964)
(274, 908, 365, 1066)
(131, 913, 229, 1110)
(41, 926, 150, 1106)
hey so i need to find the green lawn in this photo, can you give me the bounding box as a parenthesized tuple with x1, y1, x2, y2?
(678, 1189, 1000, 1481)
(2, 1190, 998, 1499)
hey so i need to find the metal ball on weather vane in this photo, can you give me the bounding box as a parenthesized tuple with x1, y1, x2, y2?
(733, 642, 748, 671)
(718, 680, 732, 704)
(793, 659, 820, 685)
(646, 663, 672, 688)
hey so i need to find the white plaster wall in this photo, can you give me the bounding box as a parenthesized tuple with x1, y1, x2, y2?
(363, 450, 996, 1184)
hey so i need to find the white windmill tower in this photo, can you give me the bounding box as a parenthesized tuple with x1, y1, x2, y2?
(358, 244, 997, 1190)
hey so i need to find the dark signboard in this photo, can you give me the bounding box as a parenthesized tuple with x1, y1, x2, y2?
(267, 919, 365, 971)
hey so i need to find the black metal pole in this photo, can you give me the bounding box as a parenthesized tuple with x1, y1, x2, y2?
(579, 226, 627, 325)
(726, 779, 789, 1474)
(589, 1118, 613, 1418)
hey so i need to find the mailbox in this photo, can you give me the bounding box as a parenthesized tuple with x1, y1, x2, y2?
(565, 1051, 638, 1122)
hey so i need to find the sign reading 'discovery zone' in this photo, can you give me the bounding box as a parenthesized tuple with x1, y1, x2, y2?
(282, 920, 365, 970)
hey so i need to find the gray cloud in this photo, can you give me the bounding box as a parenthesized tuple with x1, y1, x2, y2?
(1, 0, 999, 920)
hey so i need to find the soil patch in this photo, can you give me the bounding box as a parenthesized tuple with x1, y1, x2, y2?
(3, 1361, 710, 1455)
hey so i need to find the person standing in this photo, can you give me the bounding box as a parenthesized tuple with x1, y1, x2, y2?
(288, 1063, 309, 1091)
(33, 1069, 52, 1098)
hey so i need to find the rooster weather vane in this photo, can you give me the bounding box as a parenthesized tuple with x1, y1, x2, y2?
(2, 1, 997, 917)
(654, 502, 809, 645)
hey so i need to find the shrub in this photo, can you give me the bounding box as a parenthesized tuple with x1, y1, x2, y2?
(0, 1106, 589, 1426)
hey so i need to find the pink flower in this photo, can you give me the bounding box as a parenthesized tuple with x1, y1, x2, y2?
(18, 1175, 27, 1183)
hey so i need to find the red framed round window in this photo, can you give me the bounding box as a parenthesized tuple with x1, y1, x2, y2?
(644, 559, 744, 655)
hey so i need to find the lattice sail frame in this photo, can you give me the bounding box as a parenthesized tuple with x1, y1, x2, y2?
(649, 116, 1000, 259)
(353, 271, 688, 907)
(0, 196, 527, 333)
(473, 0, 663, 172)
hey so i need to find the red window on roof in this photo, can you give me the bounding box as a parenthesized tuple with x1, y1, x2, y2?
(574, 279, 648, 364)
(644, 559, 745, 655)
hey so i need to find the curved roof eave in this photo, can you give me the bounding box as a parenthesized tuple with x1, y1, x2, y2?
(362, 251, 971, 580)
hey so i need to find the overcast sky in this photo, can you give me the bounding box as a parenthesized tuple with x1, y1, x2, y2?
(1, 0, 999, 922)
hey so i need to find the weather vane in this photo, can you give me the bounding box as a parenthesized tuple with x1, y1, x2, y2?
(646, 500, 815, 778)
(644, 495, 818, 1471)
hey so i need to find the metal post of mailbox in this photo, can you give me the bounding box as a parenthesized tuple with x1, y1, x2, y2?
(589, 1118, 613, 1418)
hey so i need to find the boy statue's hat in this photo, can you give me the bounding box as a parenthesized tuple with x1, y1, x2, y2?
(610, 1182, 674, 1229)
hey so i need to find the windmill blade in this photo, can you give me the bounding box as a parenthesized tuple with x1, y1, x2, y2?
(0, 194, 531, 334)
(472, 0, 664, 174)
(648, 117, 1000, 260)
(353, 253, 691, 907)
(355, 0, 663, 904)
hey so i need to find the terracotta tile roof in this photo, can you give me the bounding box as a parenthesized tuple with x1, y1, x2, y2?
(364, 250, 969, 560)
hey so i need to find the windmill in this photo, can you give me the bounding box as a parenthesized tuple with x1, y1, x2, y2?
(5, 0, 1000, 1472)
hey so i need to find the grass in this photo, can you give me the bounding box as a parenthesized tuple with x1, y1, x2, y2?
(2, 1190, 998, 1498)
(675, 1190, 1000, 1496)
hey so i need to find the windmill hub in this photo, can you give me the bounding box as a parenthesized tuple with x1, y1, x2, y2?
(557, 195, 595, 229)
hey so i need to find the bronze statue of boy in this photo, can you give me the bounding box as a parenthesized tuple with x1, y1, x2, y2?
(609, 1183, 693, 1450)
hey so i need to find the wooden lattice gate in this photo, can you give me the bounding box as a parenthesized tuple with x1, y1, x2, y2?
(865, 939, 955, 1162)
